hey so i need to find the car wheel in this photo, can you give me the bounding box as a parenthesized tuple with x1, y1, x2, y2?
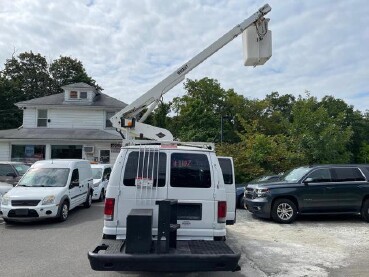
(271, 199, 297, 224)
(3, 218, 11, 224)
(361, 199, 369, 222)
(84, 191, 92, 208)
(58, 201, 69, 222)
(99, 189, 105, 202)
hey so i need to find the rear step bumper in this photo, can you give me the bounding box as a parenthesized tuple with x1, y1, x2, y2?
(88, 239, 241, 272)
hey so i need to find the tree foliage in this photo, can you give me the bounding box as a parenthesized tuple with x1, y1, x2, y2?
(164, 78, 366, 183)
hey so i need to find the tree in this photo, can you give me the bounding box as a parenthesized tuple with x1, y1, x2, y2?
(49, 56, 101, 92)
(288, 95, 353, 164)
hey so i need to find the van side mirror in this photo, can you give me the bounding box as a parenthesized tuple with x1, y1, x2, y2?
(303, 177, 313, 185)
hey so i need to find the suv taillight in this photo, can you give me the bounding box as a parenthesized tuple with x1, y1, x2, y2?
(104, 198, 115, 221)
(217, 201, 227, 223)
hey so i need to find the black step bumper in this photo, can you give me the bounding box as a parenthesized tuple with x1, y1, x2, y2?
(88, 239, 241, 272)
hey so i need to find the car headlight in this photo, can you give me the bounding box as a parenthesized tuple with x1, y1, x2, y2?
(42, 195, 55, 205)
(1, 195, 9, 206)
(255, 188, 269, 198)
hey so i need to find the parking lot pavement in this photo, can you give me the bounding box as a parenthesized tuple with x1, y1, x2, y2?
(228, 210, 369, 277)
(1, 205, 369, 277)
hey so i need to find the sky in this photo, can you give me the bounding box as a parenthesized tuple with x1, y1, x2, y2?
(0, 0, 368, 112)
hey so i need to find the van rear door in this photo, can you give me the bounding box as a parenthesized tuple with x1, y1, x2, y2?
(167, 151, 215, 239)
(115, 148, 168, 238)
(218, 157, 236, 225)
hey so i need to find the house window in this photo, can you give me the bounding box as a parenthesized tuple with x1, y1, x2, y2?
(100, 150, 110, 164)
(11, 145, 45, 163)
(37, 109, 48, 127)
(105, 112, 115, 128)
(80, 91, 87, 99)
(70, 91, 78, 99)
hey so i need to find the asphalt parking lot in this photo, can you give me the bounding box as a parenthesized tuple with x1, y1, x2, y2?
(1, 205, 368, 277)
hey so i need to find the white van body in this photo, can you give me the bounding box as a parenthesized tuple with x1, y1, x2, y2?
(1, 159, 93, 222)
(103, 144, 227, 240)
(218, 157, 236, 224)
(91, 164, 112, 201)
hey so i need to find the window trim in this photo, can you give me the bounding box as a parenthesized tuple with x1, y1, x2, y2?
(37, 109, 48, 127)
(105, 111, 115, 128)
(80, 91, 88, 99)
(169, 152, 212, 189)
(69, 91, 78, 99)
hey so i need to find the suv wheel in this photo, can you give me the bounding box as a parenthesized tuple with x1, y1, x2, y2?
(271, 199, 297, 224)
(84, 191, 92, 208)
(361, 199, 369, 222)
(58, 201, 69, 222)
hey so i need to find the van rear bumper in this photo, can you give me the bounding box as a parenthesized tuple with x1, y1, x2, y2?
(88, 239, 241, 272)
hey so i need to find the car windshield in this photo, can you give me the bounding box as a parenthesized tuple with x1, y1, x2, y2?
(18, 168, 70, 187)
(92, 168, 103, 179)
(281, 167, 311, 183)
(14, 164, 30, 175)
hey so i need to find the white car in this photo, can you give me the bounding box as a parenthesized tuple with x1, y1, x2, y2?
(1, 159, 93, 222)
(91, 164, 112, 201)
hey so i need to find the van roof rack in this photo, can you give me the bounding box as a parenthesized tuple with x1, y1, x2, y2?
(123, 140, 215, 150)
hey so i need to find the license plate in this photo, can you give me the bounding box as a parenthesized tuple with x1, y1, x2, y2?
(15, 209, 29, 216)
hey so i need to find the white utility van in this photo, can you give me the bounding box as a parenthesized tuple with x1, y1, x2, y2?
(89, 143, 240, 272)
(218, 156, 236, 225)
(91, 164, 112, 201)
(0, 159, 93, 222)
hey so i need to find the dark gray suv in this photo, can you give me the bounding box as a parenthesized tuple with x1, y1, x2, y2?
(0, 162, 30, 186)
(245, 165, 369, 223)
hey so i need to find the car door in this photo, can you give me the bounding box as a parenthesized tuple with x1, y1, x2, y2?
(325, 167, 366, 212)
(299, 168, 333, 213)
(218, 157, 236, 224)
(69, 168, 81, 208)
(167, 151, 215, 238)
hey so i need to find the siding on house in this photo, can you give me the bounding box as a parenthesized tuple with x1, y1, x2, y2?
(0, 142, 10, 161)
(23, 108, 37, 128)
(48, 109, 105, 129)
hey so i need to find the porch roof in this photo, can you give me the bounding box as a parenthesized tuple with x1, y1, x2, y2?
(0, 128, 122, 141)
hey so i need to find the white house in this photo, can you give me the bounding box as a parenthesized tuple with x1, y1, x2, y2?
(0, 82, 126, 164)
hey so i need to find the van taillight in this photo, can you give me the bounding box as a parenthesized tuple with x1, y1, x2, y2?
(104, 198, 115, 221)
(218, 201, 227, 223)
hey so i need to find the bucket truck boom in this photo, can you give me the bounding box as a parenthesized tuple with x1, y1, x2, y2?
(110, 3, 272, 142)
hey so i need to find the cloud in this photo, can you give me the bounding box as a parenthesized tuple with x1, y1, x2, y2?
(0, 0, 368, 112)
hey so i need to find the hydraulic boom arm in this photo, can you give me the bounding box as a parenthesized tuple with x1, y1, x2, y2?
(111, 4, 271, 141)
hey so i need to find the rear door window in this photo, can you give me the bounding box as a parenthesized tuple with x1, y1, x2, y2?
(170, 153, 211, 188)
(123, 151, 166, 187)
(218, 158, 233, 185)
(332, 167, 366, 182)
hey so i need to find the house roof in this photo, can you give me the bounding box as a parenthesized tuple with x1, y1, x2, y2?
(0, 128, 122, 141)
(61, 82, 96, 89)
(16, 92, 127, 109)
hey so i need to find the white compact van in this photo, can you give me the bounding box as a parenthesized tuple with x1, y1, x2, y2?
(1, 159, 93, 222)
(91, 164, 112, 201)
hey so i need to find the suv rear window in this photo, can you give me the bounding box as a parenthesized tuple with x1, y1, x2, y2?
(123, 151, 166, 187)
(218, 158, 233, 185)
(170, 153, 211, 188)
(332, 167, 366, 182)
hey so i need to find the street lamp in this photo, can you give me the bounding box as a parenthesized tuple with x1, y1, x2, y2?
(220, 115, 234, 144)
